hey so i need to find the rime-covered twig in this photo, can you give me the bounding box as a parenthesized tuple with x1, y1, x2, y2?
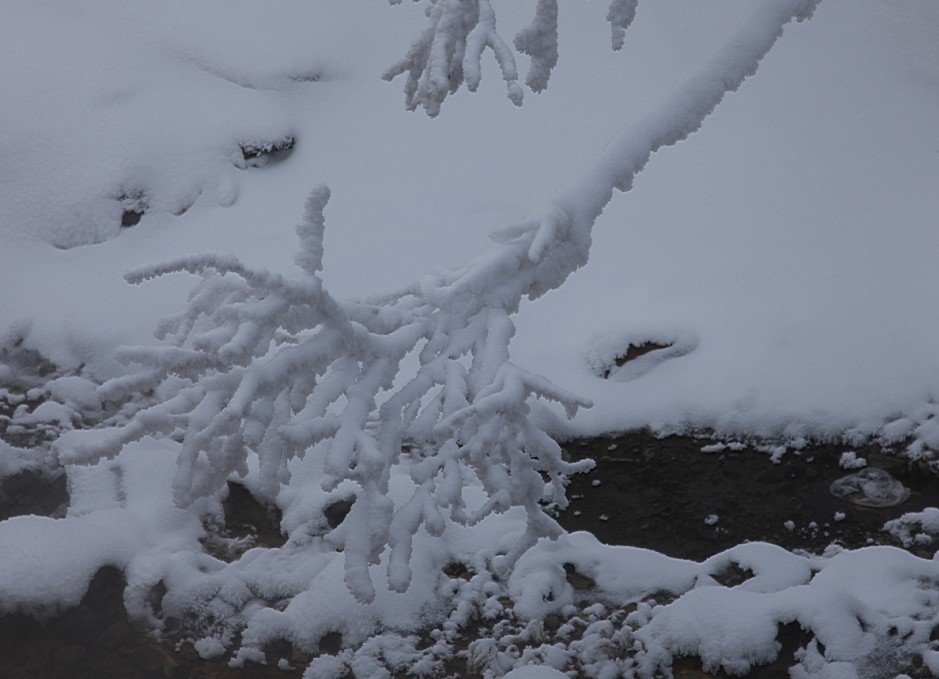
(56, 184, 593, 603)
(386, 0, 640, 115)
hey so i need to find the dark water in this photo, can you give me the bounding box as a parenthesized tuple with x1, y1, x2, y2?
(1, 431, 936, 678)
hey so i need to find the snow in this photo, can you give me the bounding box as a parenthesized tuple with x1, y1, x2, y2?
(1, 0, 939, 676)
(504, 667, 568, 679)
(839, 451, 867, 470)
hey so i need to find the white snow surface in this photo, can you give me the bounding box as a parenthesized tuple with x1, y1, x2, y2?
(1, 0, 937, 443)
(2, 0, 939, 676)
(0, 0, 936, 443)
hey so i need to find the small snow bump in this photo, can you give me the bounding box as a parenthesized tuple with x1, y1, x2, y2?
(838, 451, 867, 469)
(700, 443, 726, 454)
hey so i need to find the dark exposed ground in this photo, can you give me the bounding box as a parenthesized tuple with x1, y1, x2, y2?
(0, 430, 936, 678)
(559, 430, 939, 561)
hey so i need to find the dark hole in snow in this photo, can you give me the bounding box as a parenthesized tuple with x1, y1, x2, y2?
(223, 481, 282, 541)
(0, 469, 68, 521)
(324, 497, 354, 529)
(202, 481, 285, 560)
(263, 638, 295, 666)
(709, 562, 753, 588)
(615, 341, 672, 366)
(120, 209, 143, 227)
(602, 341, 673, 378)
(146, 581, 167, 618)
(240, 137, 296, 168)
(318, 631, 342, 655)
(443, 561, 474, 580)
(117, 191, 147, 228)
(563, 563, 596, 590)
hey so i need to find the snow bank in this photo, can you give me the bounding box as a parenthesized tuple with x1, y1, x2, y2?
(4, 0, 938, 450)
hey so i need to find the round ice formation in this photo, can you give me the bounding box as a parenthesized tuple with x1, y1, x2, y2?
(829, 467, 909, 507)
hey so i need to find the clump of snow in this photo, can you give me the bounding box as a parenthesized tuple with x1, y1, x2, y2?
(839, 451, 868, 469)
(884, 508, 939, 548)
(0, 440, 39, 478)
(504, 666, 568, 679)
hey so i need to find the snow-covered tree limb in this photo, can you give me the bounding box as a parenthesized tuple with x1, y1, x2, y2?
(56, 184, 593, 603)
(385, 0, 636, 115)
(607, 0, 639, 51)
(55, 0, 820, 603)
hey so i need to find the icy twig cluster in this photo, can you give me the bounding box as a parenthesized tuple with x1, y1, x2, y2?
(384, 0, 640, 116)
(56, 186, 593, 603)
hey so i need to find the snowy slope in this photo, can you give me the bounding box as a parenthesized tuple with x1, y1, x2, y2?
(514, 0, 939, 443)
(2, 0, 937, 444)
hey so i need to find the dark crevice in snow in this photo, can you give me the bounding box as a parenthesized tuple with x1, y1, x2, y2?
(117, 190, 147, 228)
(443, 560, 476, 581)
(238, 137, 296, 169)
(586, 332, 698, 381)
(202, 481, 285, 561)
(610, 340, 672, 371)
(323, 496, 354, 530)
(708, 562, 754, 588)
(563, 562, 597, 590)
(596, 339, 677, 379)
(120, 208, 143, 228)
(0, 469, 67, 521)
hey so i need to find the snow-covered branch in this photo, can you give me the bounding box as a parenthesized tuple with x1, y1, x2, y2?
(385, 0, 638, 115)
(55, 0, 819, 605)
(56, 184, 592, 603)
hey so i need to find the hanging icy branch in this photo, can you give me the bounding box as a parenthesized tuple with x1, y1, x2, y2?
(386, 0, 638, 115)
(382, 0, 519, 117)
(490, 0, 820, 289)
(607, 0, 639, 51)
(513, 0, 558, 93)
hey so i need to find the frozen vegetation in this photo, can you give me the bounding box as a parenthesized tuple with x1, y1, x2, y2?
(2, 0, 939, 676)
